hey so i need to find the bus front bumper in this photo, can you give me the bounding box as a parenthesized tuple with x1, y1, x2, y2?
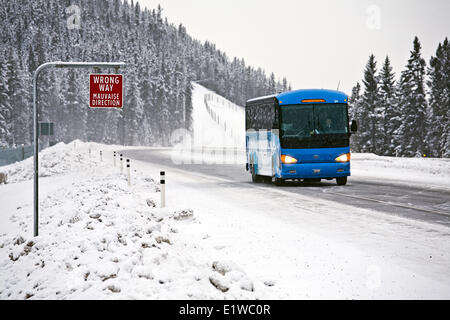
(279, 162, 350, 179)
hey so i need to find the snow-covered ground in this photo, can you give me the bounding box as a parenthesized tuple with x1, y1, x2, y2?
(2, 141, 449, 299)
(1, 84, 449, 300)
(0, 142, 267, 299)
(351, 153, 450, 189)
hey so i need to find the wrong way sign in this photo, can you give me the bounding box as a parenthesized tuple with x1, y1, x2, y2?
(89, 74, 123, 108)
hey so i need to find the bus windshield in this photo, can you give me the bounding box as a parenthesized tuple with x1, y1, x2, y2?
(280, 103, 349, 148)
(281, 103, 348, 136)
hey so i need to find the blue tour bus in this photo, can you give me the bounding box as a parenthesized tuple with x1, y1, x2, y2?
(245, 89, 357, 186)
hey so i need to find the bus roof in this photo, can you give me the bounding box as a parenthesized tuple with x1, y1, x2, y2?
(246, 89, 348, 106)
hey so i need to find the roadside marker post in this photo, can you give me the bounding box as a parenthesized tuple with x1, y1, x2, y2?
(100, 150, 103, 162)
(114, 151, 116, 167)
(120, 154, 123, 173)
(127, 159, 131, 186)
(160, 171, 166, 208)
(32, 61, 126, 237)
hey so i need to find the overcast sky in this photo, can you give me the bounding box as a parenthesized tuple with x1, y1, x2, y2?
(139, 0, 449, 96)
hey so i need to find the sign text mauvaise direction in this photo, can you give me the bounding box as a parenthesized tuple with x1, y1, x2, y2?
(89, 74, 123, 108)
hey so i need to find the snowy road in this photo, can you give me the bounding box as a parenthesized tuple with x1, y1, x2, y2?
(123, 148, 450, 227)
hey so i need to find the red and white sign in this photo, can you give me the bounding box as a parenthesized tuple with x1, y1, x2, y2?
(89, 74, 123, 108)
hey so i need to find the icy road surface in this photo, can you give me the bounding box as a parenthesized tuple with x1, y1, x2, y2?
(123, 149, 450, 227)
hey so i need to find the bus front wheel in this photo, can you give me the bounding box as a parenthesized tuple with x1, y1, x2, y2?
(336, 177, 347, 186)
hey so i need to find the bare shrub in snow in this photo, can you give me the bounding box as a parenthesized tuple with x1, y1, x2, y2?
(0, 172, 8, 184)
(172, 209, 194, 221)
(146, 199, 156, 207)
(209, 276, 230, 292)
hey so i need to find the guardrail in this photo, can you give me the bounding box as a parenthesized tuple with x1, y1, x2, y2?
(203, 92, 245, 144)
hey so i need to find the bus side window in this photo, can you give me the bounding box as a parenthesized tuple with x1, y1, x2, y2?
(261, 104, 267, 130)
(256, 104, 264, 130)
(264, 103, 270, 130)
(245, 105, 252, 130)
(262, 103, 273, 130)
(246, 104, 257, 130)
(272, 102, 279, 129)
(246, 102, 278, 131)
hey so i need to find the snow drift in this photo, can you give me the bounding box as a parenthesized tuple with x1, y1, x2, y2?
(0, 141, 266, 299)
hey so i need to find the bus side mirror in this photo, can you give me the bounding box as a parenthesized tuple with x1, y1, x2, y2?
(350, 120, 358, 133)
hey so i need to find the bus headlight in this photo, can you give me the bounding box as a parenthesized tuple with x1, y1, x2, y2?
(335, 153, 351, 162)
(281, 155, 298, 164)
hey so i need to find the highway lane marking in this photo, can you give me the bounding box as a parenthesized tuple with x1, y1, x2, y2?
(347, 176, 450, 193)
(326, 191, 450, 217)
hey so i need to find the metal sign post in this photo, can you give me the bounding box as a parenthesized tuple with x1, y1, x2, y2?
(33, 61, 126, 237)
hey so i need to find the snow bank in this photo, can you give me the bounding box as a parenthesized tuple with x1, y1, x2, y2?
(352, 153, 450, 188)
(0, 141, 265, 299)
(0, 140, 95, 183)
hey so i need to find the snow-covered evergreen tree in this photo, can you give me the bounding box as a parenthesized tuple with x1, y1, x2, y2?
(396, 37, 428, 157)
(0, 54, 11, 148)
(268, 73, 276, 94)
(349, 38, 448, 158)
(379, 56, 398, 156)
(427, 38, 450, 157)
(348, 82, 363, 152)
(360, 54, 379, 153)
(125, 68, 144, 146)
